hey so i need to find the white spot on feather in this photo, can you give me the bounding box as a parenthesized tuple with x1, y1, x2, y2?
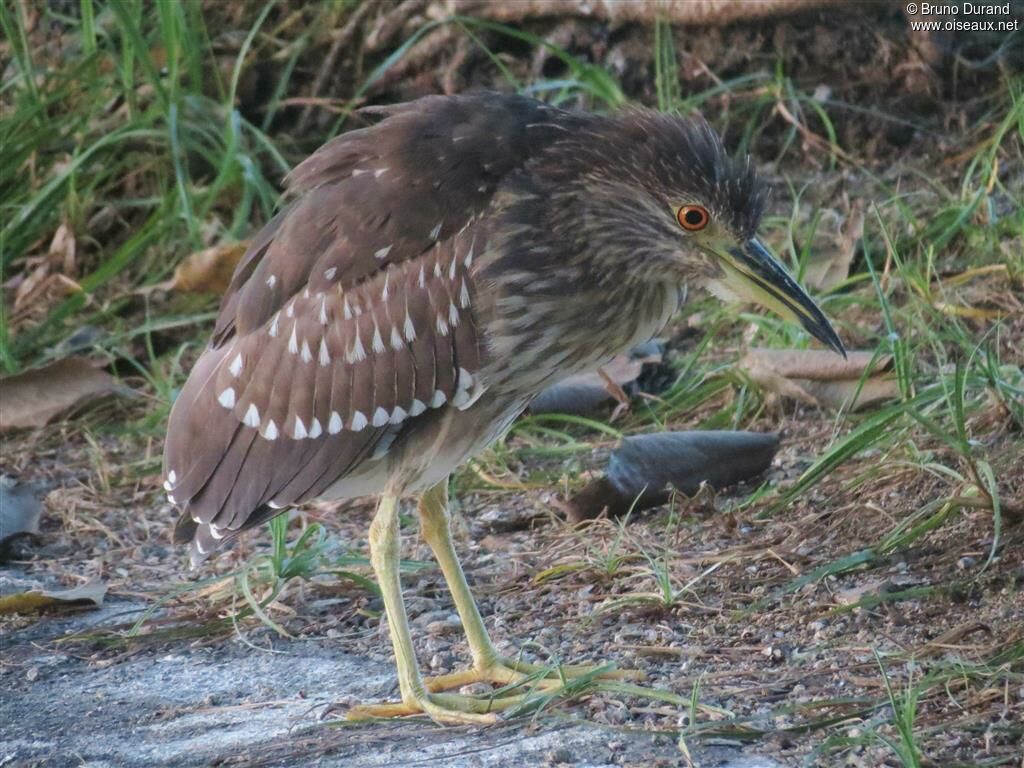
(324, 267, 337, 280)
(300, 339, 313, 363)
(381, 274, 389, 301)
(448, 302, 459, 326)
(351, 168, 367, 176)
(319, 297, 328, 324)
(436, 315, 449, 336)
(433, 262, 442, 278)
(167, 493, 177, 504)
(348, 331, 366, 363)
(429, 221, 443, 240)
(308, 417, 323, 439)
(409, 399, 426, 416)
(168, 470, 177, 484)
(268, 500, 284, 509)
(343, 297, 353, 319)
(459, 280, 471, 308)
(218, 387, 236, 409)
(288, 324, 299, 354)
(372, 407, 389, 427)
(350, 411, 368, 431)
(328, 411, 343, 433)
(449, 258, 457, 280)
(375, 244, 392, 260)
(403, 313, 416, 342)
(286, 302, 295, 318)
(418, 265, 426, 288)
(293, 417, 308, 440)
(244, 403, 260, 428)
(390, 326, 404, 350)
(263, 420, 279, 441)
(209, 525, 225, 540)
(374, 167, 389, 178)
(163, 479, 173, 491)
(319, 338, 331, 366)
(431, 390, 447, 407)
(194, 537, 207, 554)
(229, 353, 243, 377)
(389, 406, 407, 424)
(371, 323, 385, 354)
(269, 312, 280, 337)
(266, 274, 277, 288)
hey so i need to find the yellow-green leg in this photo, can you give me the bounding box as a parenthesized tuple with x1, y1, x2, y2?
(416, 480, 637, 693)
(347, 494, 510, 724)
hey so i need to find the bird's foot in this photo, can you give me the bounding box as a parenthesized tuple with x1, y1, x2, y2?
(424, 655, 642, 693)
(345, 658, 640, 724)
(346, 688, 520, 725)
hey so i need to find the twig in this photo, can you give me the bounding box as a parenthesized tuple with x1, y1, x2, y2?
(297, 0, 380, 134)
(441, 0, 853, 28)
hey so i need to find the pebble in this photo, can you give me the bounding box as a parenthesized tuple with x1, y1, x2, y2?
(425, 614, 461, 636)
(544, 747, 573, 765)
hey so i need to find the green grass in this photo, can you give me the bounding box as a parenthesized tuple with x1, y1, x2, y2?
(3, 2, 1022, 763)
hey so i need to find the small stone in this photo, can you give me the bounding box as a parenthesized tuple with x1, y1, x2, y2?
(957, 556, 976, 570)
(25, 667, 39, 682)
(545, 747, 573, 765)
(425, 614, 461, 636)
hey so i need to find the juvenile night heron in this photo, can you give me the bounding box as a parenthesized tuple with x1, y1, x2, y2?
(163, 92, 843, 723)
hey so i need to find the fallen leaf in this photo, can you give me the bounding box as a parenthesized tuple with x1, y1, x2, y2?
(156, 241, 248, 294)
(0, 477, 45, 562)
(565, 430, 780, 522)
(0, 581, 106, 615)
(0, 358, 133, 433)
(741, 348, 899, 412)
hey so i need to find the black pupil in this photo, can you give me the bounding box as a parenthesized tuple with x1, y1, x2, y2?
(683, 208, 705, 227)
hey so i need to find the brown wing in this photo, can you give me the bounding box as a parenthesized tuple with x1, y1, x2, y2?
(163, 93, 571, 563)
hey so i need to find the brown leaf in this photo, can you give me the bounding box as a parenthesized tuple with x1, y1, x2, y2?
(0, 358, 132, 433)
(0, 581, 106, 615)
(741, 347, 899, 412)
(158, 241, 248, 294)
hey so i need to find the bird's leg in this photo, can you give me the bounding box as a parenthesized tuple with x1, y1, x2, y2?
(347, 494, 516, 724)
(416, 480, 637, 694)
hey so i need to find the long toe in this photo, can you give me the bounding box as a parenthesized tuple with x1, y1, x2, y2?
(425, 656, 642, 692)
(346, 690, 528, 724)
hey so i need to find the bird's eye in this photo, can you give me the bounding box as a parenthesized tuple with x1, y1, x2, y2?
(677, 205, 709, 232)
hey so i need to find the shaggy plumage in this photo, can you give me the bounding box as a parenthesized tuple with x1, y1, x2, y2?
(162, 92, 841, 724)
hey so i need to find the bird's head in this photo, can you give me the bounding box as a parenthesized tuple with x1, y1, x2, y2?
(546, 109, 845, 357)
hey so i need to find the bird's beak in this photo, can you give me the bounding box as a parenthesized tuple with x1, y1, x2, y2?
(709, 238, 846, 357)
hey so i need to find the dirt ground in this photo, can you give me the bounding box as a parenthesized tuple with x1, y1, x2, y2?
(2, 2, 1023, 767)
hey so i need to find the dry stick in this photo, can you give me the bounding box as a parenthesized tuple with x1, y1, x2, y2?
(443, 0, 852, 27)
(297, 0, 381, 134)
(360, 0, 861, 73)
(365, 27, 461, 95)
(364, 0, 431, 53)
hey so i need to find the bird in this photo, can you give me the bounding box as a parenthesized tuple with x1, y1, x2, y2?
(163, 91, 844, 724)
